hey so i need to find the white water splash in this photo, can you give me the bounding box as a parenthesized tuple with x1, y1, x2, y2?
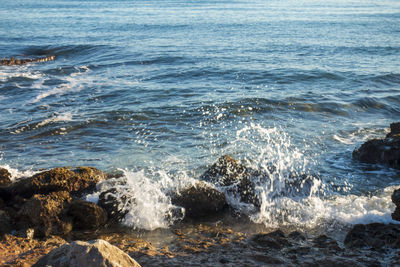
(0, 164, 39, 182)
(93, 169, 185, 230)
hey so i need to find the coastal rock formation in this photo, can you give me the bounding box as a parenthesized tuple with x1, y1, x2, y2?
(67, 200, 108, 230)
(344, 223, 400, 249)
(353, 122, 400, 169)
(0, 168, 12, 186)
(17, 191, 72, 237)
(33, 239, 141, 267)
(9, 167, 106, 199)
(201, 155, 260, 206)
(0, 55, 55, 66)
(171, 181, 227, 219)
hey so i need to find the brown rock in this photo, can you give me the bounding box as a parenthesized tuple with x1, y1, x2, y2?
(18, 191, 72, 237)
(0, 168, 12, 186)
(10, 166, 106, 198)
(171, 181, 227, 219)
(67, 200, 107, 230)
(0, 55, 55, 66)
(387, 122, 400, 138)
(33, 239, 141, 267)
(252, 230, 290, 250)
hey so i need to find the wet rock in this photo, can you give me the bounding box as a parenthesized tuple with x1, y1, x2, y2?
(33, 239, 141, 267)
(392, 188, 400, 206)
(201, 155, 260, 206)
(0, 55, 55, 66)
(18, 191, 72, 237)
(344, 223, 400, 249)
(392, 188, 400, 221)
(0, 210, 13, 237)
(10, 166, 106, 199)
(386, 122, 400, 138)
(312, 235, 342, 251)
(252, 230, 291, 250)
(0, 168, 12, 186)
(171, 181, 227, 219)
(288, 231, 306, 241)
(353, 122, 400, 169)
(98, 188, 131, 223)
(67, 200, 107, 230)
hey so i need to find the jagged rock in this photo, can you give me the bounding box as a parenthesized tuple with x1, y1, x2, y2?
(0, 55, 55, 66)
(18, 191, 72, 237)
(67, 200, 107, 230)
(98, 188, 131, 223)
(344, 223, 400, 249)
(9, 166, 106, 199)
(201, 155, 260, 206)
(171, 181, 227, 219)
(33, 239, 141, 267)
(353, 122, 400, 169)
(0, 168, 12, 186)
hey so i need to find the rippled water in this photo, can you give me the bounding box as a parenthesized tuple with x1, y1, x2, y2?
(1, 0, 400, 230)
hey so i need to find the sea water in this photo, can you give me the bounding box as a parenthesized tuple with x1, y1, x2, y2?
(1, 0, 400, 231)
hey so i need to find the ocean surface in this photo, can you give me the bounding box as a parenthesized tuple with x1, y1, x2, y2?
(1, 0, 400, 231)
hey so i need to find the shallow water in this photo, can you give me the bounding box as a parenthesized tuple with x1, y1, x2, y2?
(1, 0, 400, 231)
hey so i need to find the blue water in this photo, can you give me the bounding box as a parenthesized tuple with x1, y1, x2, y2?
(1, 0, 400, 221)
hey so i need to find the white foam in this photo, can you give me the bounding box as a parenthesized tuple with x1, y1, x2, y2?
(0, 164, 39, 182)
(95, 169, 184, 231)
(32, 66, 92, 103)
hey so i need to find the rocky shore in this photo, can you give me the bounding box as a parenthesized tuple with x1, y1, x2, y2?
(1, 122, 400, 266)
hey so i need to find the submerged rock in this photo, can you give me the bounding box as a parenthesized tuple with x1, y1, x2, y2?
(353, 122, 400, 169)
(344, 223, 400, 249)
(171, 181, 227, 219)
(0, 55, 55, 66)
(67, 200, 108, 230)
(10, 166, 106, 199)
(18, 191, 72, 237)
(0, 168, 12, 186)
(33, 239, 141, 267)
(201, 155, 260, 206)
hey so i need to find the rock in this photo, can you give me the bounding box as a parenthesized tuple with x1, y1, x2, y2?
(392, 188, 400, 221)
(353, 123, 400, 169)
(18, 191, 72, 237)
(10, 166, 106, 199)
(171, 181, 227, 219)
(201, 155, 260, 206)
(33, 239, 141, 267)
(252, 230, 291, 250)
(0, 168, 12, 186)
(392, 188, 400, 204)
(344, 223, 400, 249)
(0, 210, 13, 237)
(67, 200, 107, 230)
(98, 188, 131, 223)
(0, 55, 55, 66)
(387, 122, 400, 138)
(312, 235, 342, 251)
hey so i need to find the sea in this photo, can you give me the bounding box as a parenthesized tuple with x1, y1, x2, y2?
(1, 0, 400, 233)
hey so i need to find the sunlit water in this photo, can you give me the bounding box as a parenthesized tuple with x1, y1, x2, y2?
(1, 0, 400, 230)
